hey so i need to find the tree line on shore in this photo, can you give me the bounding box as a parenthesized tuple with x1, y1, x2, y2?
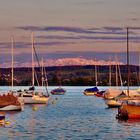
(0, 65, 139, 86)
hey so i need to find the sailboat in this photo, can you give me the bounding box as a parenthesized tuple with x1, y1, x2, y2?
(83, 64, 99, 96)
(104, 56, 127, 108)
(17, 33, 50, 104)
(104, 57, 124, 98)
(50, 67, 66, 95)
(117, 28, 140, 119)
(0, 36, 23, 111)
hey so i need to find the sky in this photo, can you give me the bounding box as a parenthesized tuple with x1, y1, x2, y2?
(0, 0, 140, 67)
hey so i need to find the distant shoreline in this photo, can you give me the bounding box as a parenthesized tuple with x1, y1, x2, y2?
(0, 65, 139, 86)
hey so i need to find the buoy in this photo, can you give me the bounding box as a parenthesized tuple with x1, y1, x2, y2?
(5, 121, 11, 125)
(51, 101, 56, 104)
(32, 107, 38, 111)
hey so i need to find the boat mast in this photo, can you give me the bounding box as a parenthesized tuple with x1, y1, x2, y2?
(127, 27, 130, 96)
(117, 57, 123, 86)
(43, 64, 49, 95)
(11, 35, 14, 91)
(94, 58, 98, 86)
(58, 68, 62, 88)
(139, 46, 140, 86)
(109, 58, 112, 86)
(31, 33, 35, 86)
(115, 56, 118, 87)
(42, 57, 44, 87)
(95, 65, 98, 86)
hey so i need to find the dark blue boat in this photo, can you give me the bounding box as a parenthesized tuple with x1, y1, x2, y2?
(50, 87, 66, 95)
(83, 87, 99, 96)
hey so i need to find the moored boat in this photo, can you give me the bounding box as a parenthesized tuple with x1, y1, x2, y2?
(116, 27, 140, 119)
(105, 89, 140, 108)
(94, 90, 105, 97)
(83, 87, 99, 96)
(50, 87, 66, 95)
(105, 99, 122, 108)
(18, 94, 49, 104)
(105, 91, 127, 108)
(16, 86, 50, 104)
(0, 93, 23, 111)
(103, 88, 124, 99)
(15, 33, 50, 104)
(117, 100, 140, 119)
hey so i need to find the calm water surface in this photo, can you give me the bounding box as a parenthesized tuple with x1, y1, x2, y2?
(0, 86, 140, 140)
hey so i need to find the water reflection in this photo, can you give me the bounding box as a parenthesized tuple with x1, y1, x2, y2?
(26, 104, 48, 108)
(118, 118, 140, 124)
(0, 111, 21, 115)
(0, 86, 140, 139)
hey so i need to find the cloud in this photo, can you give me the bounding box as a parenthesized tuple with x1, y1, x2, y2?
(16, 26, 127, 35)
(0, 41, 77, 50)
(131, 18, 139, 21)
(1, 26, 140, 60)
(103, 27, 124, 31)
(37, 35, 140, 42)
(37, 35, 81, 40)
(16, 26, 140, 43)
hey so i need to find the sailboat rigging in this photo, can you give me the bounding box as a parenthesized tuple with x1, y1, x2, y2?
(83, 62, 99, 96)
(17, 33, 50, 104)
(0, 36, 23, 111)
(127, 27, 130, 96)
(104, 55, 125, 108)
(109, 58, 112, 87)
(116, 27, 140, 119)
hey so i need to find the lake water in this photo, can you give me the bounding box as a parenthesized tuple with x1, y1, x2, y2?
(0, 86, 140, 140)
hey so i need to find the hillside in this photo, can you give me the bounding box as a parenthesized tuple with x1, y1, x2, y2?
(0, 65, 139, 86)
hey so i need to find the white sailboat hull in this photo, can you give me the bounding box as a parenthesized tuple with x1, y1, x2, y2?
(18, 96, 49, 104)
(0, 105, 23, 111)
(105, 99, 122, 108)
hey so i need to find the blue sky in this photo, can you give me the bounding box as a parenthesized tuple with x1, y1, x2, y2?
(0, 0, 140, 66)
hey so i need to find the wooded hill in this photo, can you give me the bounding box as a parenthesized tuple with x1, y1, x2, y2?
(0, 65, 139, 86)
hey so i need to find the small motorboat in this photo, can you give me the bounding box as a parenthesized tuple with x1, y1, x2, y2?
(83, 87, 99, 96)
(50, 87, 66, 95)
